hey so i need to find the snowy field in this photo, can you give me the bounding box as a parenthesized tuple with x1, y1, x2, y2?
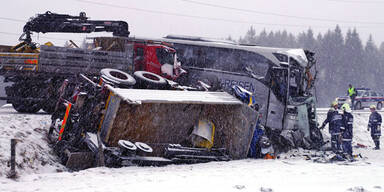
(0, 105, 384, 192)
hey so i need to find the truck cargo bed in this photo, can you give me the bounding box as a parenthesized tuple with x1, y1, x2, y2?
(0, 45, 133, 75)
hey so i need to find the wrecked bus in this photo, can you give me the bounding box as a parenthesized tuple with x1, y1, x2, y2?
(162, 35, 322, 151)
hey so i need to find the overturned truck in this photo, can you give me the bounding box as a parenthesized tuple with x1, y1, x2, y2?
(49, 73, 258, 169)
(49, 34, 323, 169)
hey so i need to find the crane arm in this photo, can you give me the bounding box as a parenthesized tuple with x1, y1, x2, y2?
(20, 11, 129, 45)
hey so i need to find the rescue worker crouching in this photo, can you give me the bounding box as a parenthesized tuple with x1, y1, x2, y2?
(340, 103, 353, 158)
(368, 105, 382, 150)
(320, 101, 343, 154)
(259, 136, 275, 159)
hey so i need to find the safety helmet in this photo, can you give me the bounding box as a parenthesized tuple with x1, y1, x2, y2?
(341, 103, 352, 113)
(370, 105, 376, 109)
(259, 136, 271, 148)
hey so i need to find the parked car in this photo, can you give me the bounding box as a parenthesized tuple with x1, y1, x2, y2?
(336, 88, 384, 110)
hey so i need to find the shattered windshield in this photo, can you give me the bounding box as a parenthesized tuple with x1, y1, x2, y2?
(270, 69, 288, 103)
(156, 48, 175, 65)
(288, 58, 305, 98)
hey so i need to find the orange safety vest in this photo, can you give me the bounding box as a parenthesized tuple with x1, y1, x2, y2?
(264, 153, 275, 159)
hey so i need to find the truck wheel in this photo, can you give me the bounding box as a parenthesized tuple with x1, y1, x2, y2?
(100, 68, 136, 87)
(133, 71, 167, 89)
(12, 101, 41, 113)
(377, 102, 382, 110)
(41, 100, 56, 114)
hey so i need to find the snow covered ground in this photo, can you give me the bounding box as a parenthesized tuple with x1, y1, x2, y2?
(0, 105, 384, 192)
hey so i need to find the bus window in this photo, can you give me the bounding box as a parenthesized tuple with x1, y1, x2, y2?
(215, 48, 236, 72)
(270, 69, 288, 102)
(289, 58, 304, 97)
(174, 44, 271, 80)
(240, 51, 270, 78)
(289, 68, 303, 97)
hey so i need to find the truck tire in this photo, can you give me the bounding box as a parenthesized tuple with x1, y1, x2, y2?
(12, 101, 41, 113)
(41, 99, 56, 114)
(100, 68, 136, 87)
(377, 102, 382, 110)
(133, 71, 167, 89)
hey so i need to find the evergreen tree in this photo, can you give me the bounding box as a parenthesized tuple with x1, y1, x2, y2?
(243, 26, 257, 44)
(226, 35, 236, 43)
(364, 35, 380, 90)
(297, 28, 316, 51)
(257, 29, 268, 45)
(287, 33, 297, 48)
(266, 31, 275, 46)
(344, 28, 364, 87)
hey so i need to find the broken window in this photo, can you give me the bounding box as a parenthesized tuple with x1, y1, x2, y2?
(270, 69, 288, 103)
(239, 50, 270, 78)
(156, 48, 175, 66)
(288, 58, 305, 98)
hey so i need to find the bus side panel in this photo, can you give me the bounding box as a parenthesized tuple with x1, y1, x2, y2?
(185, 68, 271, 126)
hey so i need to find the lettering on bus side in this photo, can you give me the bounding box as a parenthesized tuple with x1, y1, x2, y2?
(220, 79, 255, 93)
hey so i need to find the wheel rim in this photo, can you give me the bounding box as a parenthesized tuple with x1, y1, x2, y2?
(110, 71, 128, 80)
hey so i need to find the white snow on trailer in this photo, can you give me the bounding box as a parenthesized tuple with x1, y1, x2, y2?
(108, 87, 243, 105)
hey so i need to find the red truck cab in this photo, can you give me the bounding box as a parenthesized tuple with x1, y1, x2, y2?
(133, 41, 183, 80)
(92, 37, 184, 81)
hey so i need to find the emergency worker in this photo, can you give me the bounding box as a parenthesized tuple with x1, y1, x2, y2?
(348, 84, 357, 109)
(259, 136, 275, 159)
(340, 103, 353, 157)
(368, 105, 382, 150)
(320, 101, 343, 153)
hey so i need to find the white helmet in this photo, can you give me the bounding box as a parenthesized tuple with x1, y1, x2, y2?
(341, 103, 352, 113)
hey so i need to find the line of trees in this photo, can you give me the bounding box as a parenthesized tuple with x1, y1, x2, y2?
(235, 26, 384, 107)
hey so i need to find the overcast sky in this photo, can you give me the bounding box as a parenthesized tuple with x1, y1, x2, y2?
(1, 0, 384, 48)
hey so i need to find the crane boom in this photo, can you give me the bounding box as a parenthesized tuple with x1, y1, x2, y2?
(20, 11, 130, 44)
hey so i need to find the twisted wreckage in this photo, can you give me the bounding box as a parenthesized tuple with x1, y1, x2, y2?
(44, 36, 322, 169)
(0, 11, 323, 169)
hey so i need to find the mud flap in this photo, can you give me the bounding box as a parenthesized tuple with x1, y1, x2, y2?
(65, 150, 95, 170)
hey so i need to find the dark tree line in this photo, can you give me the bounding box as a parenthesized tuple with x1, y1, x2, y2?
(236, 26, 384, 107)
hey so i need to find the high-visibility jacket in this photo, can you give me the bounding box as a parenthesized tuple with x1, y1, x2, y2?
(348, 87, 356, 97)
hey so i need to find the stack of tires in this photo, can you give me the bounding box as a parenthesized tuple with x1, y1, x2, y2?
(100, 68, 168, 89)
(100, 68, 136, 88)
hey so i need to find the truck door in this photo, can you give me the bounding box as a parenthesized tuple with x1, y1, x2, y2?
(133, 45, 145, 71)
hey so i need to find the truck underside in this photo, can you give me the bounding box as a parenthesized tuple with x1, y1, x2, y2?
(47, 74, 258, 169)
